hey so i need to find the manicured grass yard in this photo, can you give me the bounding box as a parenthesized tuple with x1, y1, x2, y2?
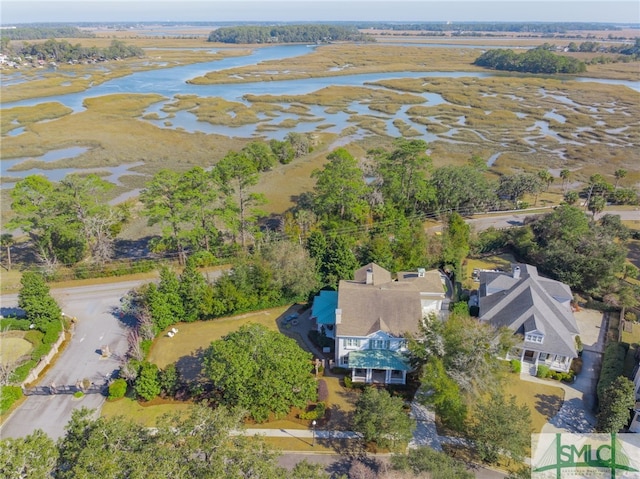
(501, 375, 565, 433)
(0, 331, 33, 364)
(147, 306, 289, 370)
(106, 306, 361, 452)
(101, 396, 193, 427)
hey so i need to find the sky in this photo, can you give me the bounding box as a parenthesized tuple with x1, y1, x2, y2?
(1, 1, 639, 25)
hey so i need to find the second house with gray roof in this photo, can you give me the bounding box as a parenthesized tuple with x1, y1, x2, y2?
(478, 263, 580, 374)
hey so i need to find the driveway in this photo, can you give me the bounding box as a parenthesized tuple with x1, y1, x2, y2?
(0, 279, 149, 439)
(521, 308, 605, 434)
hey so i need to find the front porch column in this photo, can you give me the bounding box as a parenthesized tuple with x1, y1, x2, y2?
(366, 368, 372, 383)
(385, 369, 391, 384)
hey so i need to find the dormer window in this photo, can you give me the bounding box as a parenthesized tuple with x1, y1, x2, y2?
(525, 333, 544, 344)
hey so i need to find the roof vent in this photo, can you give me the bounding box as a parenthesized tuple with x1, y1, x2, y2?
(513, 266, 521, 279)
(366, 268, 373, 285)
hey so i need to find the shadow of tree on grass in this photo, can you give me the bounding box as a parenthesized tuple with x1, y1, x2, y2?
(175, 347, 207, 382)
(535, 392, 563, 420)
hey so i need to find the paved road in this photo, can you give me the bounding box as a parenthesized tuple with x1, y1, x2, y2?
(0, 279, 149, 439)
(427, 208, 639, 233)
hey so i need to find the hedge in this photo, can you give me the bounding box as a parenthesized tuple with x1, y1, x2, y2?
(596, 342, 628, 403)
(0, 318, 30, 330)
(10, 360, 36, 383)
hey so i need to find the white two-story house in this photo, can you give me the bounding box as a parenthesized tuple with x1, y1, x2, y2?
(328, 263, 446, 385)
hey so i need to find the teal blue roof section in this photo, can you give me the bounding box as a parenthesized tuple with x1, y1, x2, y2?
(312, 290, 337, 325)
(349, 350, 411, 371)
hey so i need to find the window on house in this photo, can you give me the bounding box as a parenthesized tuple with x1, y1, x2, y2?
(370, 339, 390, 350)
(525, 334, 544, 344)
(344, 338, 360, 348)
(539, 353, 548, 361)
(341, 355, 349, 366)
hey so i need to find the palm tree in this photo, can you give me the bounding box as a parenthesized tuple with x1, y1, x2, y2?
(537, 170, 554, 192)
(614, 169, 627, 190)
(560, 169, 571, 192)
(588, 195, 606, 220)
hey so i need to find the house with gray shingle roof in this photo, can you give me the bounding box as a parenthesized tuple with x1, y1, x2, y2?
(327, 262, 446, 385)
(478, 263, 580, 374)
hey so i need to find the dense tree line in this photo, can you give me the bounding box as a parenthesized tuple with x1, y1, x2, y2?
(0, 403, 477, 479)
(14, 39, 143, 63)
(354, 22, 624, 33)
(208, 24, 372, 44)
(0, 406, 333, 479)
(474, 47, 586, 74)
(0, 26, 94, 41)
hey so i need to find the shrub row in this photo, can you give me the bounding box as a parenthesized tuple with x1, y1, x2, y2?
(0, 318, 30, 330)
(10, 321, 64, 384)
(537, 365, 575, 382)
(597, 342, 629, 402)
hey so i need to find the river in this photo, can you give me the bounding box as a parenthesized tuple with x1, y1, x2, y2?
(1, 43, 638, 188)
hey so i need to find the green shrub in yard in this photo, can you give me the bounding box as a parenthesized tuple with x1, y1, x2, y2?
(344, 376, 353, 388)
(140, 339, 153, 358)
(24, 329, 44, 345)
(299, 402, 326, 421)
(10, 360, 36, 383)
(73, 391, 84, 398)
(0, 385, 23, 414)
(42, 321, 62, 343)
(108, 378, 128, 400)
(30, 343, 50, 362)
(0, 318, 31, 330)
(571, 357, 583, 376)
(537, 365, 550, 378)
(510, 359, 521, 373)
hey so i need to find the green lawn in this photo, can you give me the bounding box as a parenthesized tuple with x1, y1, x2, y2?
(147, 306, 288, 370)
(462, 253, 517, 290)
(101, 396, 193, 427)
(105, 306, 361, 451)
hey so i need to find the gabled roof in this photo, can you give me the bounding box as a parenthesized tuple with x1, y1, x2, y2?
(336, 263, 443, 338)
(354, 263, 392, 285)
(479, 263, 579, 358)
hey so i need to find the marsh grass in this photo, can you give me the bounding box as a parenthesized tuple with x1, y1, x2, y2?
(189, 44, 484, 84)
(0, 102, 73, 135)
(2, 39, 637, 229)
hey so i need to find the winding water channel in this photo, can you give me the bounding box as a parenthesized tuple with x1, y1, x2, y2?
(1, 43, 639, 187)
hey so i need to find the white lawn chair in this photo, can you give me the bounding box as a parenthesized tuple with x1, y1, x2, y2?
(167, 331, 175, 338)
